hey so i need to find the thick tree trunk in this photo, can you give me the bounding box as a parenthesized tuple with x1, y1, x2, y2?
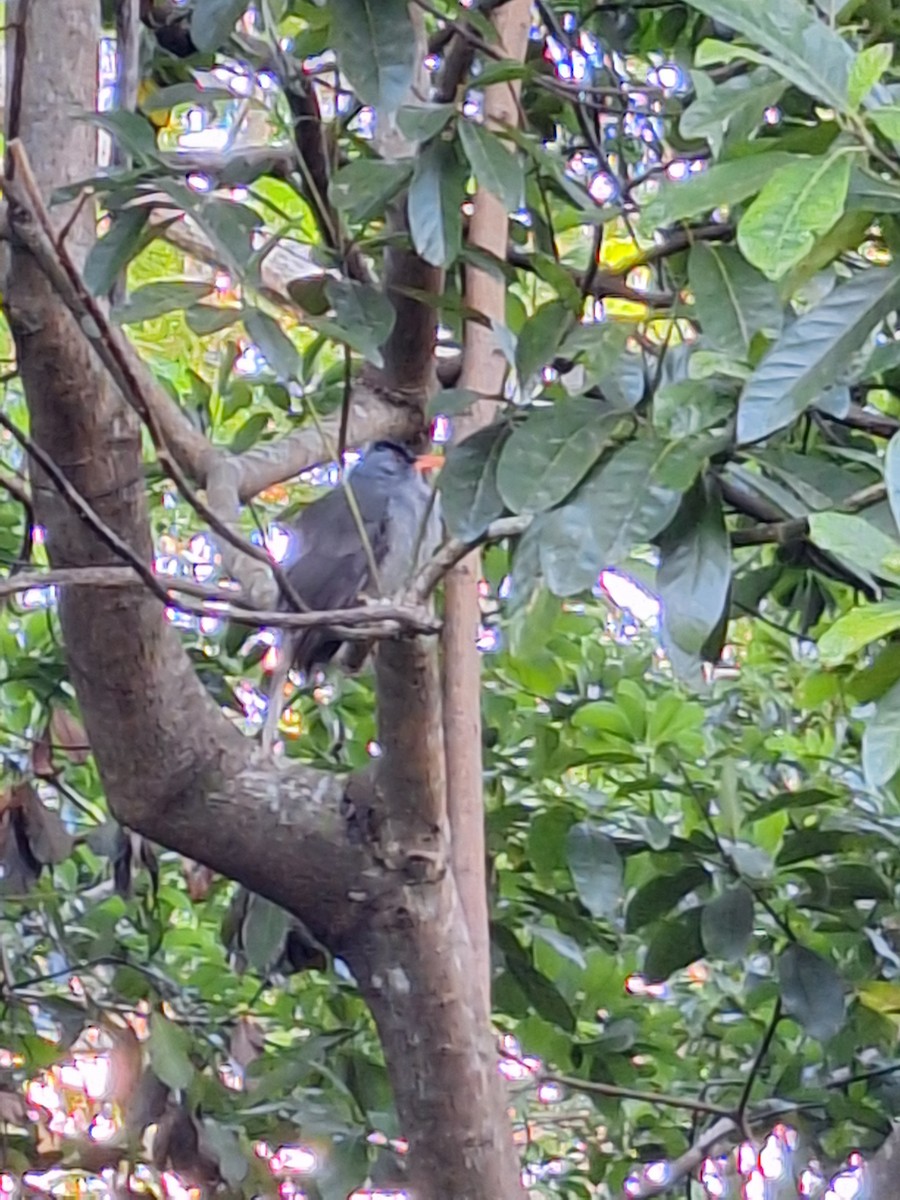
(1, 4, 525, 1197)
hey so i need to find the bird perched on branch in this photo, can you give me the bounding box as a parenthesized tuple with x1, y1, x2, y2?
(263, 440, 442, 746)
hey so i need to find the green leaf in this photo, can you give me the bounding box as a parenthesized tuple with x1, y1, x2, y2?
(330, 0, 416, 115)
(426, 387, 480, 418)
(496, 403, 624, 514)
(81, 110, 159, 161)
(642, 153, 793, 229)
(886, 431, 900, 536)
(701, 885, 754, 961)
(644, 908, 704, 983)
(329, 158, 414, 224)
(688, 243, 782, 356)
(397, 103, 455, 142)
(817, 602, 900, 666)
(737, 265, 900, 444)
(148, 1013, 194, 1091)
(242, 895, 291, 974)
(869, 106, 900, 142)
(530, 925, 587, 970)
(849, 44, 893, 109)
(657, 478, 731, 671)
(229, 412, 269, 454)
(201, 1121, 248, 1187)
(84, 208, 149, 296)
(139, 83, 235, 112)
(438, 424, 509, 541)
(777, 944, 846, 1042)
(190, 0, 250, 52)
(515, 301, 573, 387)
(737, 152, 853, 281)
(408, 139, 465, 267)
(458, 120, 525, 210)
(625, 866, 708, 933)
(539, 437, 700, 596)
(324, 278, 396, 368)
(680, 70, 785, 156)
(863, 678, 900, 788)
(185, 304, 241, 335)
(565, 822, 623, 920)
(113, 281, 213, 324)
(682, 0, 853, 111)
(808, 512, 900, 586)
(243, 309, 301, 382)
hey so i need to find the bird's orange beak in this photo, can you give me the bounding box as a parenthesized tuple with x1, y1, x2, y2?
(413, 453, 444, 473)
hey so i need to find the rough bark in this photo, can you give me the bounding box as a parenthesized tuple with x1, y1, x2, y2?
(442, 0, 533, 1019)
(2, 3, 524, 1197)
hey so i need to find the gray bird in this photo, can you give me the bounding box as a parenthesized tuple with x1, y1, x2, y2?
(277, 439, 442, 678)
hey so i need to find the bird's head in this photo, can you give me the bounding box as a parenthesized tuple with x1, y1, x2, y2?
(359, 440, 443, 479)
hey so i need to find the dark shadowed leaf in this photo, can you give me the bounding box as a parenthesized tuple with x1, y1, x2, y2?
(626, 865, 708, 933)
(149, 1013, 194, 1091)
(185, 304, 241, 335)
(408, 139, 465, 267)
(84, 208, 149, 296)
(565, 822, 623, 920)
(114, 281, 213, 324)
(426, 387, 480, 418)
(459, 119, 524, 210)
(243, 309, 301, 382)
(330, 0, 416, 115)
(497, 403, 625, 514)
(863, 678, 900, 788)
(701, 885, 754, 961)
(242, 895, 292, 974)
(688, 243, 782, 356)
(644, 908, 704, 983)
(190, 0, 250, 52)
(324, 278, 396, 368)
(657, 478, 731, 674)
(329, 159, 414, 225)
(737, 152, 852, 280)
(778, 944, 846, 1041)
(737, 266, 900, 444)
(438, 424, 509, 541)
(201, 1121, 248, 1188)
(515, 301, 573, 387)
(20, 784, 74, 865)
(229, 413, 269, 454)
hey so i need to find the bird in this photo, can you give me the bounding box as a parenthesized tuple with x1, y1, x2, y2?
(269, 440, 441, 706)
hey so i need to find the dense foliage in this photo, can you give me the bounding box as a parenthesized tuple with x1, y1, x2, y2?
(7, 0, 900, 1196)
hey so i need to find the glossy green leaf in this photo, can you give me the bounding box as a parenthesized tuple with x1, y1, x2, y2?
(243, 309, 301, 382)
(808, 512, 900, 586)
(657, 478, 731, 668)
(863, 678, 900, 788)
(190, 0, 249, 52)
(539, 437, 700, 596)
(688, 243, 782, 356)
(683, 0, 853, 111)
(330, 0, 416, 115)
(701, 885, 754, 961)
(817, 602, 900, 666)
(438, 424, 509, 541)
(324, 278, 396, 368)
(329, 158, 414, 224)
(84, 208, 149, 296)
(778, 944, 846, 1042)
(149, 1013, 194, 1091)
(737, 152, 852, 281)
(642, 153, 793, 229)
(644, 908, 704, 983)
(848, 44, 893, 109)
(496, 403, 624, 514)
(409, 139, 465, 267)
(459, 119, 525, 210)
(113, 281, 213, 324)
(737, 265, 900, 444)
(565, 822, 623, 920)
